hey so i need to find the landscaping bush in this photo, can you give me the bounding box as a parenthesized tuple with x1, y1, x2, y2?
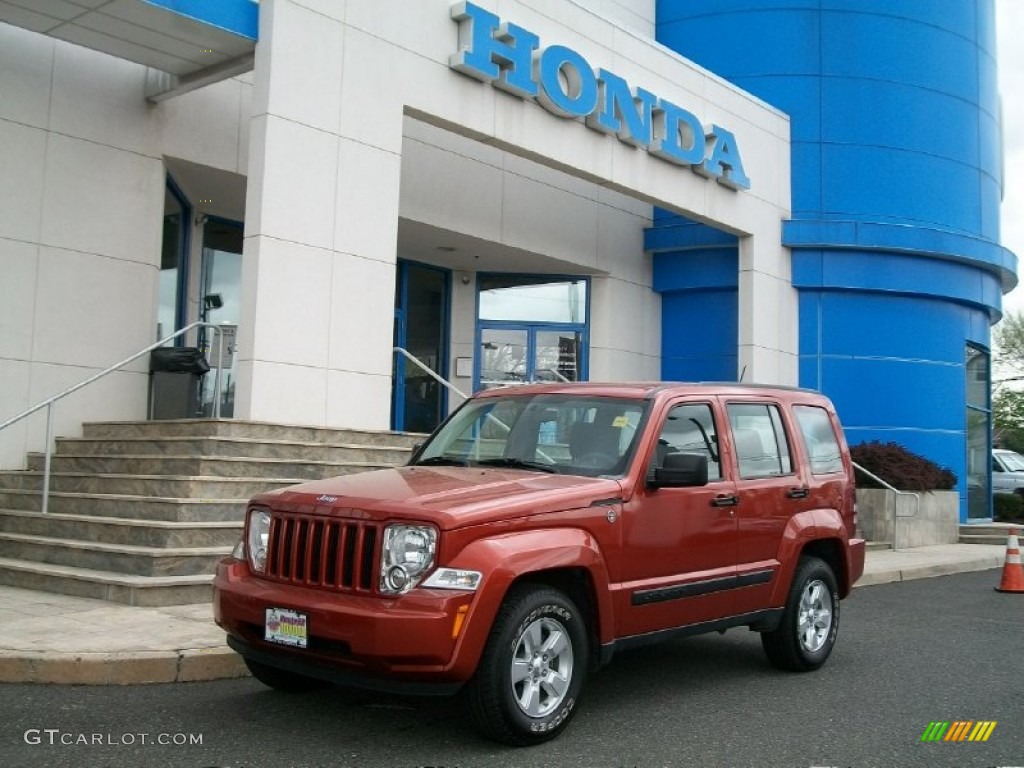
(994, 492, 1024, 523)
(850, 441, 957, 491)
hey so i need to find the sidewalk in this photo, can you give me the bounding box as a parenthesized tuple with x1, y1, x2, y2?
(0, 543, 1010, 686)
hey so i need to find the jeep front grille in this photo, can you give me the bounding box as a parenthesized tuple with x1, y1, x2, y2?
(265, 513, 379, 592)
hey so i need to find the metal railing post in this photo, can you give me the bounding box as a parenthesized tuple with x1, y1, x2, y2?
(41, 403, 54, 515)
(851, 461, 920, 551)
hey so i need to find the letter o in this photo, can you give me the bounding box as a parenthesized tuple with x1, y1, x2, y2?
(537, 45, 598, 118)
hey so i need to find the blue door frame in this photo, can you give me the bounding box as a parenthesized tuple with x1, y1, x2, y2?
(392, 260, 451, 433)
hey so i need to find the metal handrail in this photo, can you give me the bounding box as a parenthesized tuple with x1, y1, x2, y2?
(393, 347, 468, 401)
(852, 460, 920, 551)
(0, 321, 226, 514)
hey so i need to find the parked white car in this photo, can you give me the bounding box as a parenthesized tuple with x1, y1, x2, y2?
(992, 449, 1024, 495)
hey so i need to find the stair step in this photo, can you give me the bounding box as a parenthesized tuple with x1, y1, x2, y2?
(0, 509, 240, 547)
(0, 471, 309, 498)
(0, 531, 230, 576)
(958, 533, 1013, 545)
(53, 436, 412, 464)
(0, 488, 245, 521)
(0, 556, 212, 606)
(958, 523, 1019, 545)
(26, 453, 394, 479)
(81, 419, 424, 447)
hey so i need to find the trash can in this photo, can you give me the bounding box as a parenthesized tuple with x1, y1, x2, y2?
(148, 347, 210, 420)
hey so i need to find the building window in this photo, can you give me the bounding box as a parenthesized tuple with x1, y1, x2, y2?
(966, 344, 991, 520)
(476, 275, 588, 390)
(478, 275, 586, 323)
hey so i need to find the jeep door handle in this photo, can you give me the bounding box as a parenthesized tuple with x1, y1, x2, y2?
(786, 486, 810, 499)
(711, 494, 739, 507)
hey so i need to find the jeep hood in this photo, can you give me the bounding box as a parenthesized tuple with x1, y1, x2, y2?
(249, 466, 624, 529)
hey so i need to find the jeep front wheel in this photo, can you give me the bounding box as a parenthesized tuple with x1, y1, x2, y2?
(466, 585, 588, 745)
(761, 556, 839, 672)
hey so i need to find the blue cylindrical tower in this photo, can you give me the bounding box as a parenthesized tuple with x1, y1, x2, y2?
(651, 0, 1017, 520)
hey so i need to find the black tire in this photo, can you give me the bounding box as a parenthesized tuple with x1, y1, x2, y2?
(465, 584, 588, 746)
(244, 658, 330, 692)
(761, 556, 839, 672)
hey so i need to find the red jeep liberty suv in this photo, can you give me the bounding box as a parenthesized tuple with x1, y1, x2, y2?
(214, 382, 865, 745)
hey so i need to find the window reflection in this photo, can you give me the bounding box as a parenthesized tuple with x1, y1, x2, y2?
(479, 276, 586, 323)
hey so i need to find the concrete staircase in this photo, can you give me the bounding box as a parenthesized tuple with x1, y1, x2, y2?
(0, 420, 418, 606)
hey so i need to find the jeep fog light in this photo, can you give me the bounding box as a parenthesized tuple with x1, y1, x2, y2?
(380, 524, 436, 594)
(246, 508, 271, 573)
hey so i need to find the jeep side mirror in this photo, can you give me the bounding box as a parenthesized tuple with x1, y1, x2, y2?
(651, 452, 708, 488)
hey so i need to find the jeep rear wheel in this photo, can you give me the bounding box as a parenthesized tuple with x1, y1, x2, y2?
(244, 658, 330, 692)
(761, 556, 839, 672)
(466, 585, 588, 745)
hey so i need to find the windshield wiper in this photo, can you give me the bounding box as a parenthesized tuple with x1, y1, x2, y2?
(414, 456, 469, 467)
(475, 458, 560, 474)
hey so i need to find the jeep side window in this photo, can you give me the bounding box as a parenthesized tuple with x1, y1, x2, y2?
(794, 405, 844, 474)
(651, 403, 721, 480)
(726, 403, 793, 479)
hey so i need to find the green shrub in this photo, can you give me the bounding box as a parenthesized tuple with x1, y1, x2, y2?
(994, 492, 1024, 522)
(850, 441, 957, 491)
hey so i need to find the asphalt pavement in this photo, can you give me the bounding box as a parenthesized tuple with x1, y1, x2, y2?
(0, 569, 1020, 768)
(0, 542, 1012, 685)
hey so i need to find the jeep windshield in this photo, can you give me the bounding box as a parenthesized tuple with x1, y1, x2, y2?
(412, 393, 649, 478)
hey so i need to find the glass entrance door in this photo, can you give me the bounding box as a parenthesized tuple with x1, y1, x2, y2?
(199, 218, 243, 418)
(392, 261, 450, 433)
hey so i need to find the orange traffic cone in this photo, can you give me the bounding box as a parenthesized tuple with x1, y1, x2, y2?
(995, 528, 1024, 593)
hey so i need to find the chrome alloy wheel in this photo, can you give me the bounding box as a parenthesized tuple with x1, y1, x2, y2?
(509, 616, 574, 718)
(797, 578, 833, 653)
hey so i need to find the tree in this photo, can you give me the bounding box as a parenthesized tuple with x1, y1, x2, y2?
(994, 311, 1024, 368)
(993, 311, 1024, 451)
(993, 389, 1024, 452)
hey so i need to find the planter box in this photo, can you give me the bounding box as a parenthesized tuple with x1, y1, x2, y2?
(856, 489, 959, 548)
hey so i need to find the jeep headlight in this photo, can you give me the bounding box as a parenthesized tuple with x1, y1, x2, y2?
(246, 508, 271, 573)
(380, 524, 437, 594)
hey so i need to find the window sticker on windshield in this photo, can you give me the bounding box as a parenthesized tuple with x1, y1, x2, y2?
(612, 416, 629, 428)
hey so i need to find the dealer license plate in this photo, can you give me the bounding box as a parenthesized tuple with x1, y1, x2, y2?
(264, 607, 308, 648)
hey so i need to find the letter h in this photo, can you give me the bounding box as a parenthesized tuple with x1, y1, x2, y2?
(450, 2, 539, 98)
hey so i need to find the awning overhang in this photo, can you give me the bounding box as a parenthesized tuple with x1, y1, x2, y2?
(0, 0, 258, 99)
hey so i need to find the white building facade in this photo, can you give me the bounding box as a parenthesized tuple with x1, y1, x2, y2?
(0, 0, 792, 468)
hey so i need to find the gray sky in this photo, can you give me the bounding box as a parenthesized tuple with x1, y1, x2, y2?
(998, 0, 1024, 316)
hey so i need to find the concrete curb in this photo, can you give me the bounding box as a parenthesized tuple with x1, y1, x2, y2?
(0, 647, 247, 685)
(855, 555, 1005, 587)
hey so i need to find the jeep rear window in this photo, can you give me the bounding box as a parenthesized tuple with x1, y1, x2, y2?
(414, 394, 648, 478)
(793, 405, 844, 474)
(726, 403, 793, 479)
